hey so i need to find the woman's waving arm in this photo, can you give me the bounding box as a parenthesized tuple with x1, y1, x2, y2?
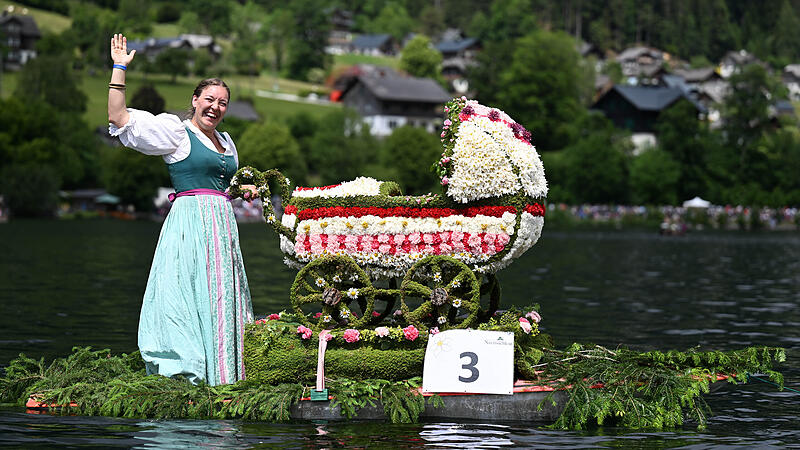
(108, 33, 136, 128)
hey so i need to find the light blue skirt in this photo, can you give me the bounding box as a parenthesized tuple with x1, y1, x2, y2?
(138, 195, 253, 385)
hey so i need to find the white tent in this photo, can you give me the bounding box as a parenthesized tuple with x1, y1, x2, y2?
(682, 196, 711, 208)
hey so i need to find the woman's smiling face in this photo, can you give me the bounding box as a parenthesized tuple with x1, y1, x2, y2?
(191, 85, 229, 131)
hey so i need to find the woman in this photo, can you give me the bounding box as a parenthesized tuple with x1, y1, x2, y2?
(108, 33, 254, 385)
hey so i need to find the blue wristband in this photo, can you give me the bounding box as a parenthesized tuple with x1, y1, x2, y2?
(112, 64, 127, 71)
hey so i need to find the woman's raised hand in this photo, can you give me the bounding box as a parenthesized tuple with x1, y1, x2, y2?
(110, 33, 136, 65)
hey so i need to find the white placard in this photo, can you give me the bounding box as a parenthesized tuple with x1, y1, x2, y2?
(422, 329, 514, 395)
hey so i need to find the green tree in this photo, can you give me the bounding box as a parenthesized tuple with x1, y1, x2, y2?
(102, 147, 169, 212)
(14, 54, 87, 113)
(155, 48, 190, 83)
(366, 2, 415, 41)
(559, 114, 631, 204)
(418, 4, 446, 37)
(722, 64, 778, 181)
(773, 0, 800, 63)
(129, 84, 165, 114)
(0, 163, 60, 217)
(117, 0, 152, 35)
(237, 121, 307, 185)
(400, 35, 443, 81)
(629, 149, 681, 205)
(379, 126, 441, 194)
(655, 100, 712, 200)
(286, 0, 331, 81)
(306, 109, 377, 185)
(496, 30, 585, 151)
(187, 0, 233, 36)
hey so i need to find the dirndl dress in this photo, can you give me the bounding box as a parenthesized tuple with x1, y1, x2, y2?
(110, 110, 253, 385)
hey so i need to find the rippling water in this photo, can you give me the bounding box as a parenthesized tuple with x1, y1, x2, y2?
(1, 221, 798, 447)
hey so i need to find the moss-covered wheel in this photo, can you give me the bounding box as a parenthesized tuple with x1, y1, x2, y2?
(400, 256, 480, 330)
(290, 255, 375, 330)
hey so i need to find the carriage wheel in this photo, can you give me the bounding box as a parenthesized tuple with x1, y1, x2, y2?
(478, 273, 501, 321)
(290, 255, 375, 329)
(400, 256, 480, 330)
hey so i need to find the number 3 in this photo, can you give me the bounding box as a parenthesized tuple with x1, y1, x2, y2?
(459, 352, 479, 383)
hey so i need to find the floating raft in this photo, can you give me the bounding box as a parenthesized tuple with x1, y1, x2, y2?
(292, 380, 571, 422)
(25, 376, 730, 422)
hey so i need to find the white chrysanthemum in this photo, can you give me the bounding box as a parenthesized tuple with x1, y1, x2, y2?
(332, 274, 342, 283)
(292, 177, 384, 198)
(433, 272, 442, 282)
(347, 288, 359, 299)
(452, 298, 462, 307)
(315, 277, 326, 287)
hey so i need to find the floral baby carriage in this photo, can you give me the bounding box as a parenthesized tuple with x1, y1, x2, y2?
(228, 98, 547, 332)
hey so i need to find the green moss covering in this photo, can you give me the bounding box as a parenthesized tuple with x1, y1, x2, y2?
(244, 326, 426, 383)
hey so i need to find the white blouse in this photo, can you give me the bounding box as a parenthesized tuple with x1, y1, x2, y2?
(108, 109, 239, 166)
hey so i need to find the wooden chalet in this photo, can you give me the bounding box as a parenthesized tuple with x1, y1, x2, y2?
(350, 34, 397, 56)
(0, 13, 40, 69)
(338, 67, 450, 137)
(592, 85, 705, 134)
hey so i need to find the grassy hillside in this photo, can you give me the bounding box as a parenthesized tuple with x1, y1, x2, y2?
(0, 1, 71, 33)
(2, 71, 338, 128)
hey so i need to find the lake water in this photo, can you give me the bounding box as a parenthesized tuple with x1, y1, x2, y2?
(1, 220, 798, 447)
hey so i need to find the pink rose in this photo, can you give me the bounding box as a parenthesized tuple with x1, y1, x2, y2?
(379, 244, 391, 254)
(441, 177, 449, 186)
(393, 234, 406, 245)
(408, 232, 422, 244)
(297, 325, 313, 339)
(451, 231, 464, 242)
(309, 235, 322, 245)
(423, 233, 434, 244)
(483, 233, 496, 244)
(345, 235, 359, 245)
(294, 241, 305, 254)
(343, 328, 360, 343)
(310, 243, 324, 254)
(453, 242, 466, 252)
(422, 244, 435, 254)
(319, 330, 333, 342)
(314, 312, 322, 318)
(468, 234, 482, 249)
(526, 311, 542, 324)
(438, 231, 451, 242)
(429, 327, 440, 335)
(375, 326, 390, 337)
(377, 234, 390, 243)
(439, 243, 452, 254)
(267, 313, 280, 320)
(519, 317, 532, 334)
(402, 325, 419, 341)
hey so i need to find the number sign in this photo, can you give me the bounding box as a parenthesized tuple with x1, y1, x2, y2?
(422, 329, 514, 395)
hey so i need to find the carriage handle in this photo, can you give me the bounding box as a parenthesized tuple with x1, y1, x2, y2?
(228, 166, 296, 241)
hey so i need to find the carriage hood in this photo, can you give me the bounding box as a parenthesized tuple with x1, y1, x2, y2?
(435, 98, 547, 203)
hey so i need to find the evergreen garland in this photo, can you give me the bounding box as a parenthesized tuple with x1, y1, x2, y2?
(0, 344, 785, 429)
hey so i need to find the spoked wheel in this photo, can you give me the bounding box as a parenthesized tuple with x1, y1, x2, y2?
(478, 273, 501, 321)
(290, 255, 375, 329)
(400, 256, 480, 330)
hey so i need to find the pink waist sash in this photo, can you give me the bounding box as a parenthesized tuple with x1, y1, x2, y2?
(168, 188, 232, 203)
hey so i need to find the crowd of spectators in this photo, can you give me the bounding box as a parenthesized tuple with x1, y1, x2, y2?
(548, 203, 800, 231)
